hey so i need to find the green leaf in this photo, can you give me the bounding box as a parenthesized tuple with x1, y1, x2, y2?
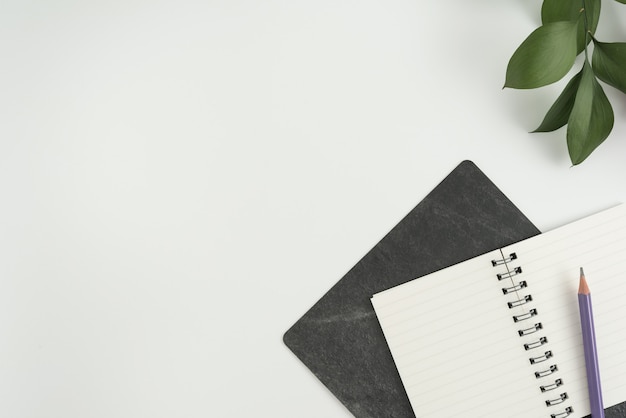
(567, 61, 614, 165)
(533, 70, 583, 132)
(505, 21, 578, 89)
(615, 0, 626, 4)
(541, 0, 600, 53)
(592, 40, 626, 95)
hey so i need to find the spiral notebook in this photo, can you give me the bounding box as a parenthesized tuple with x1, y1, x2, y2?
(372, 204, 626, 418)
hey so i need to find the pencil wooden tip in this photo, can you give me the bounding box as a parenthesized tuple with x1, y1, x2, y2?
(579, 268, 590, 295)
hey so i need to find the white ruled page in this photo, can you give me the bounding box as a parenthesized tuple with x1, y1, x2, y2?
(372, 204, 626, 418)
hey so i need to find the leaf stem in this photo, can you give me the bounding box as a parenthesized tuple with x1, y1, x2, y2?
(581, 0, 590, 60)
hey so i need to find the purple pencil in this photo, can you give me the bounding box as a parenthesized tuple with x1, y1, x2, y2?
(578, 267, 605, 418)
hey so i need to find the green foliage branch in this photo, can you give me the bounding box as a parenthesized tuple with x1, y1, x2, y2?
(505, 0, 626, 165)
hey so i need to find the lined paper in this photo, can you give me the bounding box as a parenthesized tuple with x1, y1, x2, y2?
(372, 204, 626, 418)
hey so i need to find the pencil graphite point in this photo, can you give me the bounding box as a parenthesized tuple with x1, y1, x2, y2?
(579, 267, 590, 295)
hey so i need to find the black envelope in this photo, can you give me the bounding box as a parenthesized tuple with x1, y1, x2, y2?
(283, 160, 541, 418)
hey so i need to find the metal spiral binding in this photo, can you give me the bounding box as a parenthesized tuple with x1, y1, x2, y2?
(535, 364, 558, 378)
(491, 251, 573, 417)
(524, 336, 548, 350)
(518, 323, 543, 336)
(497, 266, 523, 281)
(491, 252, 517, 266)
(540, 379, 564, 392)
(513, 308, 538, 322)
(502, 280, 527, 294)
(550, 407, 573, 418)
(529, 350, 553, 364)
(545, 393, 568, 406)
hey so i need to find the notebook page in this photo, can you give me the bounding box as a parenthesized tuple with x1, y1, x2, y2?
(500, 203, 626, 417)
(372, 249, 552, 418)
(372, 204, 626, 418)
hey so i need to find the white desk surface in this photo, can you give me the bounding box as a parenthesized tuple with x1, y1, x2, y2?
(2, 1, 626, 417)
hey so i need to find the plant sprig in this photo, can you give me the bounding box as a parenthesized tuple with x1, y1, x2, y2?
(505, 0, 626, 165)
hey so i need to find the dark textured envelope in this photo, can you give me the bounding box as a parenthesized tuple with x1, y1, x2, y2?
(283, 160, 541, 418)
